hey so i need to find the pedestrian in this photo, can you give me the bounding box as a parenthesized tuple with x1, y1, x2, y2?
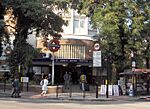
(41, 72, 44, 79)
(63, 72, 71, 89)
(48, 73, 51, 84)
(80, 73, 87, 91)
(11, 76, 20, 98)
(40, 76, 48, 96)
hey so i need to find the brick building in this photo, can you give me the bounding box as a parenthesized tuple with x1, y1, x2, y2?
(32, 9, 97, 84)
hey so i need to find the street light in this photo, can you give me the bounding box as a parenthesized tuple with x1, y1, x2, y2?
(106, 57, 109, 98)
(131, 50, 136, 96)
(105, 53, 112, 98)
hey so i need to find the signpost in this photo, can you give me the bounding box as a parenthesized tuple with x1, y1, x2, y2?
(93, 41, 101, 98)
(93, 42, 101, 67)
(48, 39, 60, 85)
(21, 77, 29, 91)
(48, 39, 60, 52)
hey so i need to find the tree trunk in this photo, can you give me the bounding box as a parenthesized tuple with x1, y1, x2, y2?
(146, 57, 149, 69)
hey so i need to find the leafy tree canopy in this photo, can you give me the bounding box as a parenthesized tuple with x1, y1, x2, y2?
(73, 0, 150, 71)
(2, 0, 69, 38)
(1, 0, 69, 76)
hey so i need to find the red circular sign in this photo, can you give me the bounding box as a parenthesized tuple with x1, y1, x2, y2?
(93, 42, 100, 51)
(48, 39, 60, 52)
(4, 46, 12, 55)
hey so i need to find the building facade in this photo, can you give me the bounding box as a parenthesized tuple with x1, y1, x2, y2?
(32, 9, 97, 84)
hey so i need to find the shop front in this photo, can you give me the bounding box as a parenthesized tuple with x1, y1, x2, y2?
(119, 69, 150, 96)
(32, 58, 93, 85)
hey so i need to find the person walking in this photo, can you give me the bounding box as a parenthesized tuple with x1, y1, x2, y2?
(48, 73, 51, 85)
(63, 72, 71, 89)
(80, 73, 87, 91)
(11, 76, 20, 98)
(40, 76, 48, 96)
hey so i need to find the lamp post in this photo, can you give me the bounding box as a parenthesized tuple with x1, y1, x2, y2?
(93, 41, 101, 98)
(106, 57, 109, 98)
(106, 53, 112, 98)
(51, 52, 54, 85)
(131, 51, 136, 96)
(48, 39, 60, 85)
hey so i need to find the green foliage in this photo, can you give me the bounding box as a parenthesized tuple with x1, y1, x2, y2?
(3, 0, 68, 36)
(1, 0, 69, 76)
(75, 0, 150, 72)
(0, 2, 10, 48)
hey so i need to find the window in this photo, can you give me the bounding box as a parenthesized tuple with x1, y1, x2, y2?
(80, 20, 85, 28)
(56, 44, 85, 59)
(74, 20, 79, 33)
(74, 19, 85, 34)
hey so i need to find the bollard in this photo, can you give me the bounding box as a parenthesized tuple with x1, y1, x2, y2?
(4, 79, 6, 92)
(69, 83, 72, 98)
(27, 83, 29, 92)
(83, 83, 85, 98)
(83, 90, 85, 98)
(96, 83, 98, 98)
(56, 84, 58, 98)
(106, 83, 109, 98)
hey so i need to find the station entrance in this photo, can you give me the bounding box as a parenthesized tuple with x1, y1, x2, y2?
(32, 59, 93, 85)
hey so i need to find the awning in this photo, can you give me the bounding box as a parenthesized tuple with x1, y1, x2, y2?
(120, 69, 150, 75)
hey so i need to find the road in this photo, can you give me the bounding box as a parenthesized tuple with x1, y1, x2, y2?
(0, 98, 150, 109)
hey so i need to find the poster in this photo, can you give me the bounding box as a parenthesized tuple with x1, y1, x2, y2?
(113, 85, 119, 96)
(99, 85, 106, 95)
(109, 85, 113, 96)
(21, 77, 29, 83)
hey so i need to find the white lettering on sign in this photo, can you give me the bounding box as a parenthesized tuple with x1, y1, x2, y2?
(93, 51, 102, 67)
(94, 43, 100, 51)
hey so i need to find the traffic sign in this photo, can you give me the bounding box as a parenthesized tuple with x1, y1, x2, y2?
(48, 39, 60, 52)
(4, 46, 12, 55)
(93, 42, 100, 51)
(93, 51, 102, 67)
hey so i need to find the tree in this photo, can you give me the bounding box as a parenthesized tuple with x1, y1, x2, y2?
(0, 1, 9, 57)
(0, 3, 3, 56)
(140, 22, 150, 68)
(2, 0, 69, 77)
(73, 0, 150, 81)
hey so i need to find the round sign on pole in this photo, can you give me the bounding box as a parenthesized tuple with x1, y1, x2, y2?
(48, 39, 60, 52)
(93, 42, 100, 51)
(4, 46, 12, 55)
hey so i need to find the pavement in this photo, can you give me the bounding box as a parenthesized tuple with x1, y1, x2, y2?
(0, 89, 150, 102)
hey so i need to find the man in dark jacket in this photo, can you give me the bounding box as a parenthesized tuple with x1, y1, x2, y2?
(11, 76, 20, 98)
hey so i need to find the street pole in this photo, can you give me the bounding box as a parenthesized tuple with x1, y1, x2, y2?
(96, 81, 98, 98)
(52, 52, 55, 85)
(48, 39, 60, 85)
(106, 57, 109, 98)
(131, 51, 136, 96)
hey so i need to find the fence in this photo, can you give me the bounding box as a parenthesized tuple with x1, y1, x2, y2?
(0, 80, 122, 99)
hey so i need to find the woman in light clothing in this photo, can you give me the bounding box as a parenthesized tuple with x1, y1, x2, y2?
(40, 76, 48, 96)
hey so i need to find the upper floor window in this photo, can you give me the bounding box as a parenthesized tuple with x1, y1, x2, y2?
(74, 19, 85, 34)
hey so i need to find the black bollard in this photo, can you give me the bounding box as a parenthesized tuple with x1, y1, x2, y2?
(4, 79, 6, 92)
(69, 83, 72, 98)
(96, 82, 98, 98)
(83, 83, 85, 98)
(27, 83, 29, 92)
(56, 84, 58, 98)
(106, 82, 109, 98)
(83, 91, 85, 98)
